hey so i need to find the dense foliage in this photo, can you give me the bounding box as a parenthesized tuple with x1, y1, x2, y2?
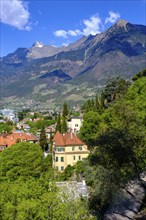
(27, 118, 57, 134)
(0, 142, 94, 219)
(79, 73, 146, 217)
(0, 142, 43, 181)
(0, 176, 94, 220)
(0, 121, 14, 133)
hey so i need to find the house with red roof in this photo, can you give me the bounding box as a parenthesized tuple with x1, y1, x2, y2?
(0, 136, 7, 152)
(0, 131, 38, 152)
(53, 131, 89, 171)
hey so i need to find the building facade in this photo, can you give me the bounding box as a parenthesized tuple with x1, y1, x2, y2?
(53, 131, 89, 171)
(67, 117, 83, 133)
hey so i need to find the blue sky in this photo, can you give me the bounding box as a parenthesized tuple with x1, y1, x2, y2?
(0, 0, 146, 56)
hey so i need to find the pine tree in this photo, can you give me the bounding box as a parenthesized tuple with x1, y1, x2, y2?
(49, 131, 53, 152)
(55, 113, 61, 133)
(62, 102, 69, 118)
(62, 117, 68, 133)
(39, 127, 48, 151)
(62, 102, 69, 133)
(95, 95, 102, 113)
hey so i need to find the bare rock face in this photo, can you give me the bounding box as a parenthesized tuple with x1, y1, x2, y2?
(104, 178, 146, 220)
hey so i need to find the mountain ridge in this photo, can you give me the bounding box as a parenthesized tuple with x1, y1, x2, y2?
(1, 20, 146, 110)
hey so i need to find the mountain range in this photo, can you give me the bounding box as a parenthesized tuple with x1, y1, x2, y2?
(0, 20, 146, 110)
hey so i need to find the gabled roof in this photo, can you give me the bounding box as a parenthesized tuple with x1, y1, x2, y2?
(53, 131, 85, 146)
(53, 131, 65, 146)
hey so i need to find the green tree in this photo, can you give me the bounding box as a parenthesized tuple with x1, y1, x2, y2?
(0, 176, 95, 220)
(0, 122, 13, 134)
(17, 109, 30, 121)
(100, 77, 130, 107)
(85, 101, 146, 215)
(62, 116, 68, 133)
(95, 95, 103, 113)
(126, 76, 146, 124)
(39, 126, 48, 151)
(0, 142, 43, 181)
(79, 111, 103, 148)
(62, 102, 69, 118)
(49, 131, 53, 152)
(132, 68, 146, 81)
(59, 165, 75, 181)
(55, 113, 61, 133)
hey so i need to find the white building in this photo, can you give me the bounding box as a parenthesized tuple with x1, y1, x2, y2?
(0, 109, 18, 122)
(67, 116, 83, 133)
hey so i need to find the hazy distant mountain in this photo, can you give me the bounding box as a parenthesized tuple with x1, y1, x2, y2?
(0, 20, 146, 109)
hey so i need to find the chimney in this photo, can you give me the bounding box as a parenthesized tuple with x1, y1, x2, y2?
(74, 128, 76, 135)
(70, 129, 73, 140)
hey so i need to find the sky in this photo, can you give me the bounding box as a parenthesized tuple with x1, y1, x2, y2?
(0, 0, 146, 56)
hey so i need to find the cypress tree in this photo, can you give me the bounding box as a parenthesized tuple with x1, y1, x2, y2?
(55, 113, 61, 133)
(62, 102, 69, 118)
(62, 117, 68, 133)
(95, 95, 102, 113)
(49, 131, 53, 152)
(39, 127, 48, 151)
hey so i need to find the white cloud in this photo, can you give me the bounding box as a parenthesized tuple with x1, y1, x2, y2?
(68, 29, 82, 36)
(62, 42, 69, 47)
(83, 14, 102, 36)
(0, 0, 31, 30)
(105, 11, 120, 24)
(54, 11, 120, 39)
(54, 30, 68, 38)
(54, 14, 102, 38)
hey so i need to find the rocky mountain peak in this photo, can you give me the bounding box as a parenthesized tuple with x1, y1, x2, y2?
(116, 19, 128, 27)
(32, 41, 44, 48)
(1, 20, 145, 109)
(108, 19, 129, 34)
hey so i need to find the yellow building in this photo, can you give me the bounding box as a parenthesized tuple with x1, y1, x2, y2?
(53, 131, 89, 171)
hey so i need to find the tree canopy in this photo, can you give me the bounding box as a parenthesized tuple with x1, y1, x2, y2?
(0, 175, 95, 220)
(79, 72, 146, 216)
(0, 142, 94, 219)
(39, 126, 48, 151)
(0, 142, 43, 181)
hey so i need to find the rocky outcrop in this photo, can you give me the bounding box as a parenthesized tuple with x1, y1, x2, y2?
(104, 176, 146, 220)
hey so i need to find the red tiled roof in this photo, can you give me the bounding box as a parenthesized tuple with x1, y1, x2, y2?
(53, 131, 65, 146)
(2, 135, 16, 147)
(0, 131, 37, 148)
(0, 136, 7, 146)
(53, 131, 85, 146)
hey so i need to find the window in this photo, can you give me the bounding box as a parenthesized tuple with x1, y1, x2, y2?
(73, 156, 76, 160)
(55, 157, 58, 162)
(78, 156, 81, 160)
(61, 157, 64, 162)
(56, 166, 58, 171)
(55, 147, 65, 152)
(72, 146, 75, 151)
(61, 166, 64, 171)
(75, 124, 78, 127)
(79, 146, 82, 150)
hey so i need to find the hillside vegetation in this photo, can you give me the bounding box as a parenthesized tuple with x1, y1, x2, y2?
(78, 69, 146, 218)
(0, 70, 145, 219)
